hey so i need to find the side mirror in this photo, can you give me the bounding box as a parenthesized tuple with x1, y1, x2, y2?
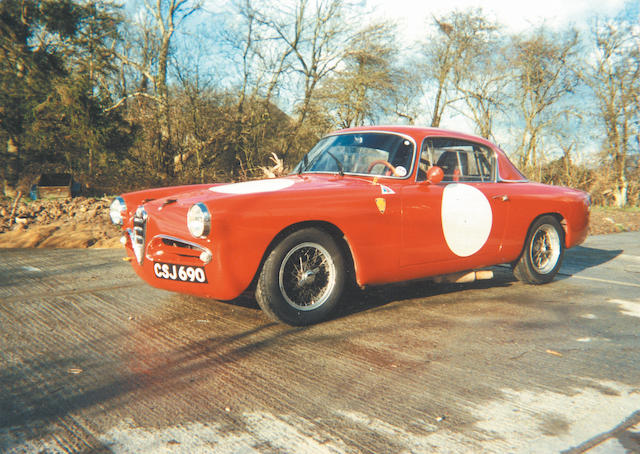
(426, 166, 444, 185)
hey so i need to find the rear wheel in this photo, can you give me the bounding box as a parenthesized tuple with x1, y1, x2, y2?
(513, 215, 565, 284)
(256, 228, 346, 325)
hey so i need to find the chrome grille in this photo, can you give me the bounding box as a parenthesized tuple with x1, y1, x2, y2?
(132, 206, 147, 264)
(161, 237, 199, 250)
(156, 235, 212, 264)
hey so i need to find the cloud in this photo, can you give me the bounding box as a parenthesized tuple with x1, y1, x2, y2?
(368, 0, 629, 42)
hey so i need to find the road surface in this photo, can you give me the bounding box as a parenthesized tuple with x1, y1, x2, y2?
(1, 232, 639, 453)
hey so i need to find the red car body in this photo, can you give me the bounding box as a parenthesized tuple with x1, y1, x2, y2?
(111, 126, 590, 324)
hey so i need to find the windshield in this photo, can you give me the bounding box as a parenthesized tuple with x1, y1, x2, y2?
(293, 132, 415, 178)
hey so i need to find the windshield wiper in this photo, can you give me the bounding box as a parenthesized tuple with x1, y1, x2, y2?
(298, 153, 309, 175)
(325, 151, 344, 177)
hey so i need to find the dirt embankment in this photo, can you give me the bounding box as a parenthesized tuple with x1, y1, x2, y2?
(0, 198, 639, 249)
(588, 207, 640, 235)
(0, 197, 121, 249)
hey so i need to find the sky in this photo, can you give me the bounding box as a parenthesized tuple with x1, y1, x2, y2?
(362, 0, 636, 155)
(369, 0, 632, 41)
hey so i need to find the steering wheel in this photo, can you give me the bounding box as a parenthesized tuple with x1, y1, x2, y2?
(367, 160, 397, 176)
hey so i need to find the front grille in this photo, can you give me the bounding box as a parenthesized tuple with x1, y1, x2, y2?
(161, 237, 200, 250)
(132, 206, 147, 264)
(145, 235, 212, 265)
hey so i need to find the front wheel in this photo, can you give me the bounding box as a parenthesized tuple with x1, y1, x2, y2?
(513, 215, 565, 285)
(256, 228, 346, 325)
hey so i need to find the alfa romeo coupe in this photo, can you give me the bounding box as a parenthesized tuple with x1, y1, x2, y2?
(110, 126, 590, 325)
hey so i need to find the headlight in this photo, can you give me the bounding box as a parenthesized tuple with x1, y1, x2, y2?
(187, 203, 211, 238)
(110, 197, 126, 225)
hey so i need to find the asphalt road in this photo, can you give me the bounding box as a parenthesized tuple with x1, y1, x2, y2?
(1, 232, 639, 453)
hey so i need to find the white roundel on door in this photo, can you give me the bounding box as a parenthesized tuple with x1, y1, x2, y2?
(441, 184, 493, 257)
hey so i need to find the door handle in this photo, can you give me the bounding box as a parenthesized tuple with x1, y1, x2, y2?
(492, 195, 509, 202)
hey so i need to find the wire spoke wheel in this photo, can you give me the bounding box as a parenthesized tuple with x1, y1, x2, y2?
(279, 242, 336, 311)
(256, 228, 346, 325)
(530, 224, 561, 274)
(513, 215, 564, 285)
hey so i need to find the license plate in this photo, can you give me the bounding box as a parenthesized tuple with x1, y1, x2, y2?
(153, 262, 207, 283)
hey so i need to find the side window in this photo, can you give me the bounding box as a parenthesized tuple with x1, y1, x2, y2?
(417, 137, 495, 182)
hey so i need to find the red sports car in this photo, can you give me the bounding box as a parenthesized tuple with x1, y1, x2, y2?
(110, 126, 590, 325)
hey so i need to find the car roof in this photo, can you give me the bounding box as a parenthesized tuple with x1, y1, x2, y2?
(331, 125, 494, 147)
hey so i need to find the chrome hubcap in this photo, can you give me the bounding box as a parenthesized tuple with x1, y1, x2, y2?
(298, 268, 319, 286)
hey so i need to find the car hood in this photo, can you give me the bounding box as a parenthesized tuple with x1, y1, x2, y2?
(144, 174, 389, 210)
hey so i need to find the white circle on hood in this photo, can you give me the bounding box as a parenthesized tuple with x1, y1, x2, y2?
(441, 184, 492, 257)
(210, 179, 295, 194)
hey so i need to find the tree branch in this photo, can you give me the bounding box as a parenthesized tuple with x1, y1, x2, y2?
(104, 92, 160, 112)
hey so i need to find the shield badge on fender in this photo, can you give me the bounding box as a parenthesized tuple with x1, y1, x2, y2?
(375, 198, 386, 214)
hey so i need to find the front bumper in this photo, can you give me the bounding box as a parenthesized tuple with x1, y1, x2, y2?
(118, 200, 265, 301)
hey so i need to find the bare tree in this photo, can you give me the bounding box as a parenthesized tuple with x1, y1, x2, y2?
(228, 0, 261, 114)
(114, 0, 202, 177)
(212, 0, 292, 178)
(319, 21, 399, 128)
(171, 26, 222, 182)
(450, 21, 508, 140)
(244, 0, 300, 106)
(581, 14, 640, 207)
(420, 9, 498, 128)
(266, 0, 347, 129)
(508, 27, 579, 169)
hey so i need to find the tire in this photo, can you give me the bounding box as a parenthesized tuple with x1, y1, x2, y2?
(513, 215, 565, 285)
(255, 228, 346, 326)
